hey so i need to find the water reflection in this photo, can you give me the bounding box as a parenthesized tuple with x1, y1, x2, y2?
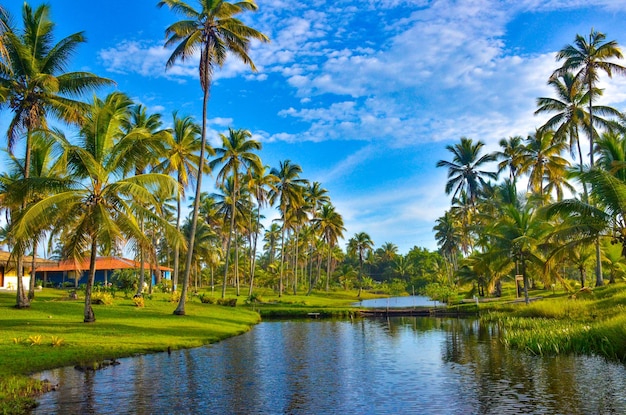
(35, 318, 626, 414)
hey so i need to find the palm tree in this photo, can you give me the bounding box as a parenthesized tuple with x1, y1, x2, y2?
(210, 128, 261, 298)
(245, 165, 277, 296)
(489, 202, 550, 304)
(433, 211, 460, 273)
(270, 160, 307, 296)
(517, 129, 571, 202)
(154, 112, 201, 291)
(436, 137, 496, 205)
(11, 92, 178, 322)
(347, 232, 374, 297)
(159, 0, 269, 314)
(0, 3, 113, 307)
(554, 29, 626, 167)
(119, 104, 171, 296)
(263, 222, 281, 265)
(536, 73, 590, 169)
(494, 136, 524, 184)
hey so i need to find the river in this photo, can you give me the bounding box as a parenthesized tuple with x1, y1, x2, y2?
(34, 308, 626, 414)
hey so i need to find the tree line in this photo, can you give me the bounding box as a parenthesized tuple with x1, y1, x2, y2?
(435, 29, 626, 303)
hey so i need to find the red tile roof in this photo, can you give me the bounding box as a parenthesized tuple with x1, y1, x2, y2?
(36, 256, 173, 272)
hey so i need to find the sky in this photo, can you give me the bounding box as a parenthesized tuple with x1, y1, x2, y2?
(3, 0, 626, 255)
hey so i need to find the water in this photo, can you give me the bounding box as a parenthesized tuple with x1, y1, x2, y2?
(35, 318, 626, 414)
(353, 295, 441, 308)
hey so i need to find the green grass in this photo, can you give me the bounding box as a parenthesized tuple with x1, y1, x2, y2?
(0, 289, 261, 414)
(478, 282, 626, 361)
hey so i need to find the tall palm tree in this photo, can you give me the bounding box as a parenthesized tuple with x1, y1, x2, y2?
(159, 0, 269, 314)
(119, 104, 171, 296)
(270, 160, 307, 296)
(494, 136, 524, 184)
(536, 73, 590, 168)
(436, 137, 496, 205)
(154, 112, 201, 291)
(11, 92, 178, 322)
(554, 31, 626, 288)
(263, 222, 281, 265)
(0, 3, 113, 308)
(245, 165, 277, 296)
(517, 129, 571, 202)
(554, 29, 626, 167)
(347, 232, 374, 297)
(210, 128, 261, 298)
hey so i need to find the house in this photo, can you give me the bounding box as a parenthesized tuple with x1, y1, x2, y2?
(35, 256, 173, 287)
(0, 251, 58, 290)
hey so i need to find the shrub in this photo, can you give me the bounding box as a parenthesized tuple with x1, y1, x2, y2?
(244, 293, 263, 305)
(91, 291, 114, 305)
(217, 298, 237, 307)
(169, 290, 181, 303)
(50, 336, 64, 347)
(27, 335, 42, 346)
(198, 293, 215, 304)
(156, 280, 172, 293)
(133, 296, 145, 308)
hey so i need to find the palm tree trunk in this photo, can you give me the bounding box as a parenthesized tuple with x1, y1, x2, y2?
(326, 242, 332, 292)
(84, 238, 98, 323)
(173, 187, 181, 291)
(222, 205, 236, 299)
(279, 227, 286, 297)
(175, 82, 209, 315)
(248, 209, 262, 297)
(587, 83, 604, 287)
(28, 240, 38, 300)
(293, 232, 299, 295)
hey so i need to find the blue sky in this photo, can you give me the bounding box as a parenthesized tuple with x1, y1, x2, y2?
(3, 0, 626, 254)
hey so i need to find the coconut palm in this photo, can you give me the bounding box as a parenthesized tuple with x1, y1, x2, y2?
(517, 129, 572, 202)
(159, 0, 268, 314)
(270, 160, 307, 296)
(347, 232, 374, 297)
(210, 127, 261, 298)
(0, 3, 113, 307)
(536, 73, 591, 167)
(554, 29, 626, 167)
(245, 165, 277, 296)
(494, 136, 524, 184)
(433, 211, 461, 272)
(488, 202, 550, 304)
(263, 222, 281, 265)
(11, 92, 178, 322)
(154, 112, 201, 291)
(436, 137, 496, 205)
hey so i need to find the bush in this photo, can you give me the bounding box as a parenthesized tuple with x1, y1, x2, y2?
(217, 298, 237, 307)
(133, 296, 145, 308)
(244, 293, 263, 305)
(169, 290, 181, 303)
(198, 293, 215, 304)
(156, 280, 172, 293)
(91, 292, 114, 305)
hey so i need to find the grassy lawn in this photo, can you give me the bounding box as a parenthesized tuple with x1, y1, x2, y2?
(0, 288, 261, 414)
